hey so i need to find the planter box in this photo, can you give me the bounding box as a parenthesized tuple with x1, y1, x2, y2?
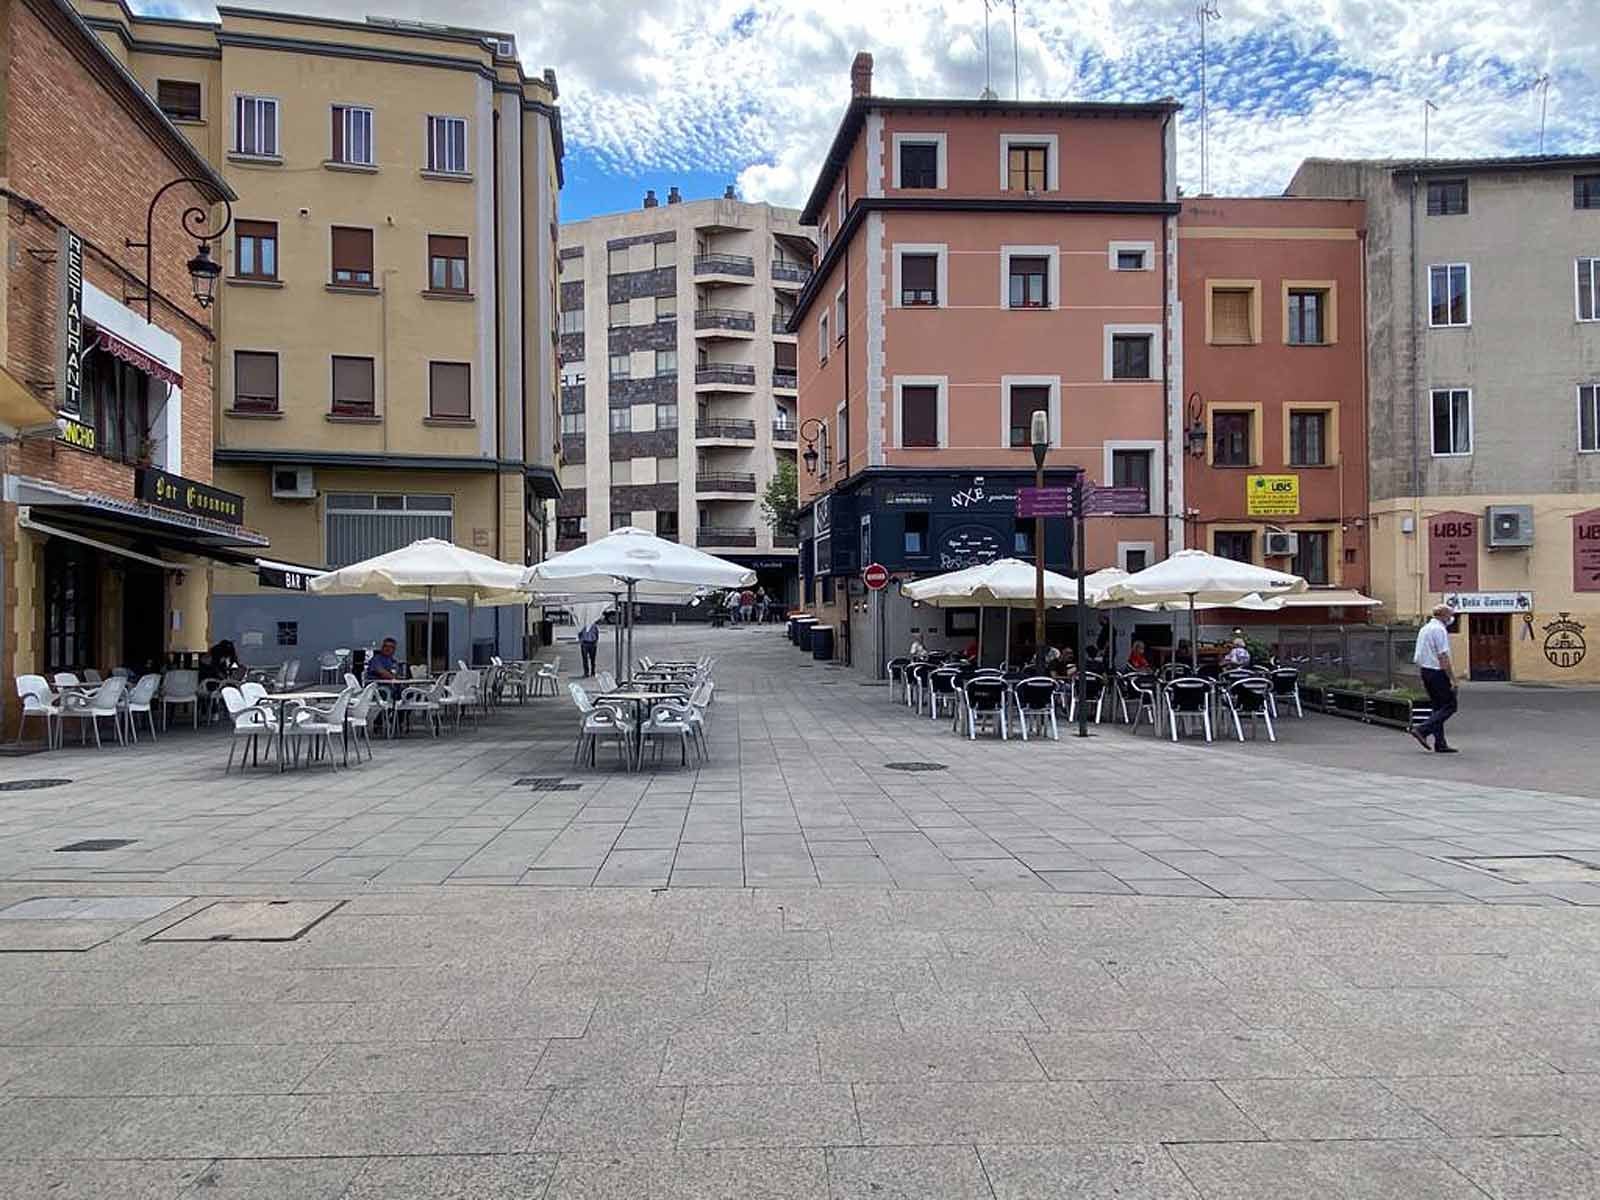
(1367, 696, 1415, 729)
(1298, 684, 1326, 712)
(1327, 688, 1371, 720)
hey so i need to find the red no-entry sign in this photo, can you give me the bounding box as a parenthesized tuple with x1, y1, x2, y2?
(862, 563, 889, 591)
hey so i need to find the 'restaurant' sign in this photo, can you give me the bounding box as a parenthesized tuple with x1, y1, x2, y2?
(1574, 508, 1600, 593)
(1427, 510, 1479, 592)
(136, 467, 245, 526)
(56, 226, 84, 418)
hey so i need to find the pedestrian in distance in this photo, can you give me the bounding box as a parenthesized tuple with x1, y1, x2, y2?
(577, 619, 600, 677)
(1411, 602, 1460, 754)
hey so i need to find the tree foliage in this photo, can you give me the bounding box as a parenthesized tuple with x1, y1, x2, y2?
(760, 456, 798, 537)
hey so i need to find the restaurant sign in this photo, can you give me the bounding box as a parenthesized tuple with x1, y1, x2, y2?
(55, 226, 84, 418)
(58, 416, 96, 452)
(1441, 591, 1532, 614)
(136, 467, 245, 526)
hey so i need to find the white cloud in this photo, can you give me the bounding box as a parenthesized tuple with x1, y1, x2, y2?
(144, 0, 1600, 208)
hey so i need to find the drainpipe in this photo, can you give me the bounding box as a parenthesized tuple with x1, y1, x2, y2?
(1358, 224, 1374, 597)
(492, 108, 504, 662)
(1158, 109, 1174, 560)
(1408, 172, 1423, 617)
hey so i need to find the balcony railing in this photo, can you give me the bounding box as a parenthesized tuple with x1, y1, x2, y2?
(772, 260, 811, 285)
(695, 418, 757, 440)
(772, 423, 797, 442)
(693, 253, 755, 277)
(693, 307, 756, 332)
(698, 526, 757, 547)
(695, 364, 757, 387)
(772, 370, 797, 390)
(697, 471, 757, 493)
(773, 314, 795, 334)
(773, 531, 798, 548)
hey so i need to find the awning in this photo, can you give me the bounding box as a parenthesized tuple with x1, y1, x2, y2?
(0, 364, 60, 438)
(1276, 588, 1381, 608)
(96, 328, 183, 388)
(18, 512, 185, 571)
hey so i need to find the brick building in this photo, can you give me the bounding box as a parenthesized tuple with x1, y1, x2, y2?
(0, 0, 254, 720)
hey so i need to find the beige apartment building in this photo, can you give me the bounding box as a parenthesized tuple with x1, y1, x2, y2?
(77, 1, 563, 668)
(1289, 154, 1600, 683)
(557, 191, 813, 603)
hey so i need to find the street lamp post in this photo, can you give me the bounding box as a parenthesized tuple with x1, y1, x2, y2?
(125, 177, 234, 320)
(1029, 410, 1049, 674)
(798, 416, 826, 477)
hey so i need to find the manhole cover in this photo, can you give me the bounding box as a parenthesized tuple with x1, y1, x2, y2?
(0, 778, 72, 791)
(514, 777, 583, 791)
(0, 896, 188, 921)
(1450, 855, 1600, 884)
(148, 899, 344, 942)
(56, 838, 136, 852)
(884, 762, 948, 773)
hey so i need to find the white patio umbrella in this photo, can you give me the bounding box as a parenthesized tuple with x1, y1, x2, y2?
(1103, 549, 1307, 667)
(308, 538, 527, 672)
(523, 527, 755, 678)
(902, 558, 1085, 664)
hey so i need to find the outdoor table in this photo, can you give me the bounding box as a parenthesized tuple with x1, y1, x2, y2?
(593, 690, 692, 770)
(263, 688, 344, 771)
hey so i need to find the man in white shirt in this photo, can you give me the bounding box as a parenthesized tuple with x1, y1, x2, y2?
(1411, 603, 1459, 753)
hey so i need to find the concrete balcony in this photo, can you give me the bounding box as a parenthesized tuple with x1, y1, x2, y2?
(772, 314, 797, 337)
(693, 253, 755, 283)
(697, 525, 757, 548)
(772, 370, 797, 393)
(694, 364, 757, 392)
(696, 471, 758, 497)
(772, 260, 811, 288)
(772, 423, 797, 444)
(695, 418, 757, 443)
(693, 307, 756, 339)
(773, 531, 798, 548)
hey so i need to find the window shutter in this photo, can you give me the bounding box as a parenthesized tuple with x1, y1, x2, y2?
(234, 352, 278, 405)
(331, 227, 373, 280)
(901, 254, 936, 301)
(237, 219, 275, 240)
(429, 235, 469, 260)
(901, 386, 938, 448)
(332, 357, 374, 412)
(774, 342, 797, 370)
(158, 80, 201, 121)
(429, 362, 470, 419)
(331, 106, 344, 161)
(1212, 289, 1252, 342)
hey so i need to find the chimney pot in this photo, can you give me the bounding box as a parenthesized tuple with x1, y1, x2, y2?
(850, 51, 873, 98)
(643, 189, 658, 208)
(724, 184, 737, 199)
(667, 186, 681, 204)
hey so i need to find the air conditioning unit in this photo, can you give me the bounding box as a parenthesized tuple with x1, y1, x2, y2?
(1264, 530, 1299, 557)
(1486, 504, 1534, 548)
(271, 466, 316, 500)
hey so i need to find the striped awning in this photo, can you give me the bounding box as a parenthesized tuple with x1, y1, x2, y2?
(96, 328, 182, 388)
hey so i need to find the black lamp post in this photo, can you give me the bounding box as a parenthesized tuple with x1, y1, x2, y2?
(798, 416, 826, 477)
(126, 176, 233, 319)
(1030, 409, 1049, 674)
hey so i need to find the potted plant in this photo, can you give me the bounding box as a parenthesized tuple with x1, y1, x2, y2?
(1369, 684, 1428, 730)
(133, 436, 157, 468)
(1325, 676, 1374, 720)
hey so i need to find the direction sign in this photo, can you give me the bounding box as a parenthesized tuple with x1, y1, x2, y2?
(862, 562, 889, 591)
(1082, 486, 1148, 516)
(1016, 486, 1071, 518)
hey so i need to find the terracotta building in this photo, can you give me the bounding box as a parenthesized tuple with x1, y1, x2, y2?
(1177, 195, 1373, 628)
(0, 0, 252, 720)
(791, 52, 1181, 669)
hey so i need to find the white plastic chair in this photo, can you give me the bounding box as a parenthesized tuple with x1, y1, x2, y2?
(284, 690, 351, 769)
(111, 667, 133, 680)
(569, 683, 632, 768)
(392, 680, 443, 737)
(346, 684, 383, 761)
(639, 700, 699, 766)
(83, 668, 103, 684)
(221, 685, 275, 772)
(14, 675, 60, 748)
(59, 677, 127, 748)
(122, 673, 162, 743)
(241, 681, 269, 707)
(160, 669, 201, 729)
(595, 670, 618, 694)
(53, 672, 80, 688)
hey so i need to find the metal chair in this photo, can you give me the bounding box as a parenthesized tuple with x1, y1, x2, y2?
(885, 657, 912, 704)
(1224, 677, 1277, 742)
(1164, 677, 1215, 743)
(1117, 672, 1159, 730)
(1013, 676, 1059, 741)
(926, 667, 961, 722)
(1269, 668, 1303, 718)
(1069, 671, 1108, 725)
(961, 677, 1009, 740)
(906, 662, 934, 713)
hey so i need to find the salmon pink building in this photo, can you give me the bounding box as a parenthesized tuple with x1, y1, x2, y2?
(1178, 196, 1372, 630)
(791, 53, 1181, 669)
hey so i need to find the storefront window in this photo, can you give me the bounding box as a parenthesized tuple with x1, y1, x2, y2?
(80, 342, 152, 465)
(44, 541, 96, 672)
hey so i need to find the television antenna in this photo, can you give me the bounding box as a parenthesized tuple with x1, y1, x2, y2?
(980, 0, 997, 99)
(1011, 0, 1021, 101)
(1532, 74, 1551, 153)
(1424, 98, 1438, 159)
(1197, 2, 1221, 194)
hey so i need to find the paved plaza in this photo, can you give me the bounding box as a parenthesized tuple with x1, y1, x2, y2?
(0, 625, 1596, 1196)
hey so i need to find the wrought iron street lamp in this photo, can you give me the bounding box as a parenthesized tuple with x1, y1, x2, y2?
(126, 177, 233, 319)
(798, 416, 826, 476)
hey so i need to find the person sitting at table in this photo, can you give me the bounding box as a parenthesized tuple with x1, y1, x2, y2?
(960, 638, 979, 664)
(1223, 637, 1252, 668)
(365, 637, 401, 681)
(1126, 640, 1151, 672)
(1047, 645, 1075, 678)
(908, 634, 928, 661)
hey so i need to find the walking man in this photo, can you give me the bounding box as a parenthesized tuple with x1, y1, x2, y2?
(1411, 602, 1459, 754)
(577, 619, 600, 678)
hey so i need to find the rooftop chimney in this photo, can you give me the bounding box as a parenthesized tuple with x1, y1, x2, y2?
(667, 186, 681, 204)
(723, 184, 737, 199)
(850, 51, 873, 98)
(643, 189, 658, 208)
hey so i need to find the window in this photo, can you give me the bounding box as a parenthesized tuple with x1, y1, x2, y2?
(656, 457, 678, 483)
(819, 218, 831, 256)
(79, 343, 150, 464)
(1013, 518, 1034, 558)
(1111, 449, 1152, 512)
(835, 291, 847, 342)
(1287, 288, 1327, 344)
(1213, 411, 1252, 466)
(1214, 530, 1253, 563)
(426, 115, 467, 174)
(157, 80, 201, 122)
(655, 294, 676, 322)
(656, 402, 677, 429)
(1210, 287, 1255, 343)
(1426, 179, 1468, 216)
(1580, 385, 1600, 452)
(1008, 256, 1048, 308)
(427, 235, 468, 293)
(234, 220, 277, 280)
(817, 311, 830, 362)
(900, 254, 937, 306)
(775, 341, 797, 373)
(325, 493, 452, 567)
(610, 460, 632, 485)
(1111, 333, 1152, 380)
(331, 105, 373, 166)
(428, 361, 470, 420)
(557, 516, 582, 539)
(655, 349, 677, 377)
(560, 309, 584, 334)
(609, 353, 630, 380)
(1292, 530, 1330, 585)
(1116, 250, 1146, 271)
(561, 411, 584, 435)
(611, 512, 632, 531)
(233, 95, 278, 156)
(276, 621, 298, 647)
(330, 226, 373, 287)
(1289, 410, 1328, 466)
(1007, 143, 1049, 192)
(1579, 258, 1600, 322)
(1008, 385, 1050, 448)
(233, 351, 279, 413)
(1429, 264, 1470, 327)
(1431, 388, 1472, 456)
(904, 511, 929, 555)
(560, 366, 585, 387)
(899, 142, 938, 188)
(331, 355, 375, 417)
(653, 241, 672, 269)
(607, 247, 629, 274)
(658, 510, 679, 539)
(901, 385, 939, 448)
(1121, 546, 1150, 572)
(1577, 175, 1600, 210)
(609, 408, 631, 432)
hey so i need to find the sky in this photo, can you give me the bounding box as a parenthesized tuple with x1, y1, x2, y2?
(144, 0, 1600, 221)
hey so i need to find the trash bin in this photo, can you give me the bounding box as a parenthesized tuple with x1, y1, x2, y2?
(810, 624, 834, 661)
(796, 618, 817, 650)
(537, 619, 553, 648)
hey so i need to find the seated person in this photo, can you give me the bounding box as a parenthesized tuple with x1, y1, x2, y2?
(1126, 640, 1151, 672)
(1048, 646, 1075, 678)
(908, 635, 928, 661)
(1223, 637, 1252, 668)
(365, 637, 402, 681)
(961, 638, 979, 663)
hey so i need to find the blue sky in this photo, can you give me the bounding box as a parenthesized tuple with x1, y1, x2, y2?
(148, 0, 1600, 220)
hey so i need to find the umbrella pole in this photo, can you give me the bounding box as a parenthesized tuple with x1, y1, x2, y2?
(978, 606, 985, 664)
(613, 593, 624, 682)
(466, 595, 475, 668)
(626, 581, 636, 682)
(1190, 593, 1198, 670)
(1005, 608, 1012, 668)
(426, 586, 435, 676)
